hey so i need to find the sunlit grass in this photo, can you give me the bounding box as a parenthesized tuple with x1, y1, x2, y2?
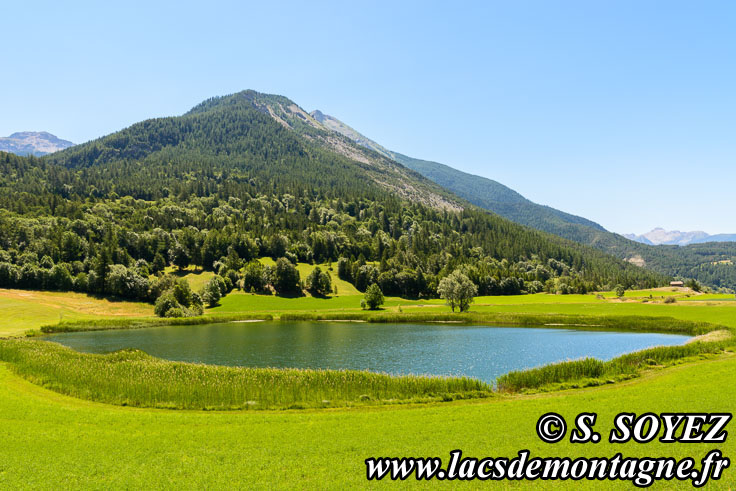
(1, 354, 734, 487)
(497, 337, 734, 392)
(0, 289, 152, 337)
(0, 339, 492, 410)
(257, 258, 361, 295)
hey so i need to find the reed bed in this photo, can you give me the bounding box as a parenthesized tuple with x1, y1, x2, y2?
(8, 314, 733, 408)
(39, 314, 274, 334)
(0, 339, 491, 410)
(497, 336, 734, 393)
(282, 312, 717, 336)
(38, 312, 718, 337)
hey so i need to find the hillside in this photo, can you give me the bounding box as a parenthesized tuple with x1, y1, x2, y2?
(310, 110, 607, 235)
(0, 90, 665, 306)
(0, 132, 74, 156)
(310, 110, 736, 290)
(183, 91, 460, 211)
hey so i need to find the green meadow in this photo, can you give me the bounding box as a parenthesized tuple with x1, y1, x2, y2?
(1, 285, 735, 487)
(0, 289, 152, 337)
(0, 353, 733, 488)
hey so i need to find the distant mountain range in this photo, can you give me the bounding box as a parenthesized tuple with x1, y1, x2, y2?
(0, 132, 74, 156)
(624, 228, 736, 246)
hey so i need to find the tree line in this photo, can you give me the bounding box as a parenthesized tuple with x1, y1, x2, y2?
(0, 93, 669, 309)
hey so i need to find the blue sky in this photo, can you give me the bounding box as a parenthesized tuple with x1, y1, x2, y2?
(2, 0, 734, 234)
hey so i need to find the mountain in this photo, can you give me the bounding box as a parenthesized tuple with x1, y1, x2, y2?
(182, 92, 460, 211)
(309, 110, 736, 290)
(622, 234, 654, 245)
(625, 228, 736, 246)
(310, 110, 607, 238)
(697, 234, 736, 244)
(0, 90, 666, 302)
(0, 132, 74, 156)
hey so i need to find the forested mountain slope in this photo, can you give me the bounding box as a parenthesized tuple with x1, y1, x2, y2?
(310, 110, 606, 235)
(310, 110, 736, 290)
(0, 91, 666, 306)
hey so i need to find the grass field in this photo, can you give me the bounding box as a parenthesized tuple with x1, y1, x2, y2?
(4, 286, 736, 335)
(210, 290, 736, 331)
(0, 289, 152, 337)
(163, 266, 216, 291)
(257, 258, 361, 295)
(2, 285, 736, 486)
(0, 353, 733, 487)
(169, 259, 361, 297)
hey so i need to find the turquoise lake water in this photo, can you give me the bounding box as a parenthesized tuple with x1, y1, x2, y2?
(49, 322, 690, 382)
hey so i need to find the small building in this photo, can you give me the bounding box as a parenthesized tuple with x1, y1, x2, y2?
(670, 281, 685, 287)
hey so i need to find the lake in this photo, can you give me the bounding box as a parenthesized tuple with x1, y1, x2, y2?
(48, 322, 690, 382)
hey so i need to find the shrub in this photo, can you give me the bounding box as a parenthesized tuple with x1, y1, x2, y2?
(190, 292, 204, 315)
(151, 253, 167, 274)
(273, 257, 301, 295)
(224, 269, 241, 290)
(686, 279, 702, 292)
(155, 282, 202, 317)
(154, 291, 180, 317)
(243, 261, 267, 292)
(337, 258, 351, 281)
(354, 265, 379, 292)
(213, 275, 228, 296)
(0, 262, 19, 288)
(165, 307, 185, 318)
(306, 267, 332, 297)
(221, 275, 233, 293)
(149, 274, 176, 301)
(73, 272, 88, 292)
(107, 265, 150, 299)
(664, 296, 677, 304)
(364, 284, 384, 310)
(201, 279, 222, 307)
(48, 264, 74, 291)
(172, 278, 194, 307)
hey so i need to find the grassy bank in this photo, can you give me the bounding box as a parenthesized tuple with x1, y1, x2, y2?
(281, 311, 720, 336)
(27, 310, 731, 402)
(6, 287, 734, 406)
(38, 313, 274, 334)
(497, 336, 734, 392)
(0, 355, 734, 488)
(6, 287, 736, 337)
(10, 321, 732, 408)
(38, 310, 723, 337)
(0, 339, 492, 410)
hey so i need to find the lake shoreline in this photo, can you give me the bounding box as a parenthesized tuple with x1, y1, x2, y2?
(36, 310, 720, 337)
(10, 311, 728, 410)
(46, 322, 693, 384)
